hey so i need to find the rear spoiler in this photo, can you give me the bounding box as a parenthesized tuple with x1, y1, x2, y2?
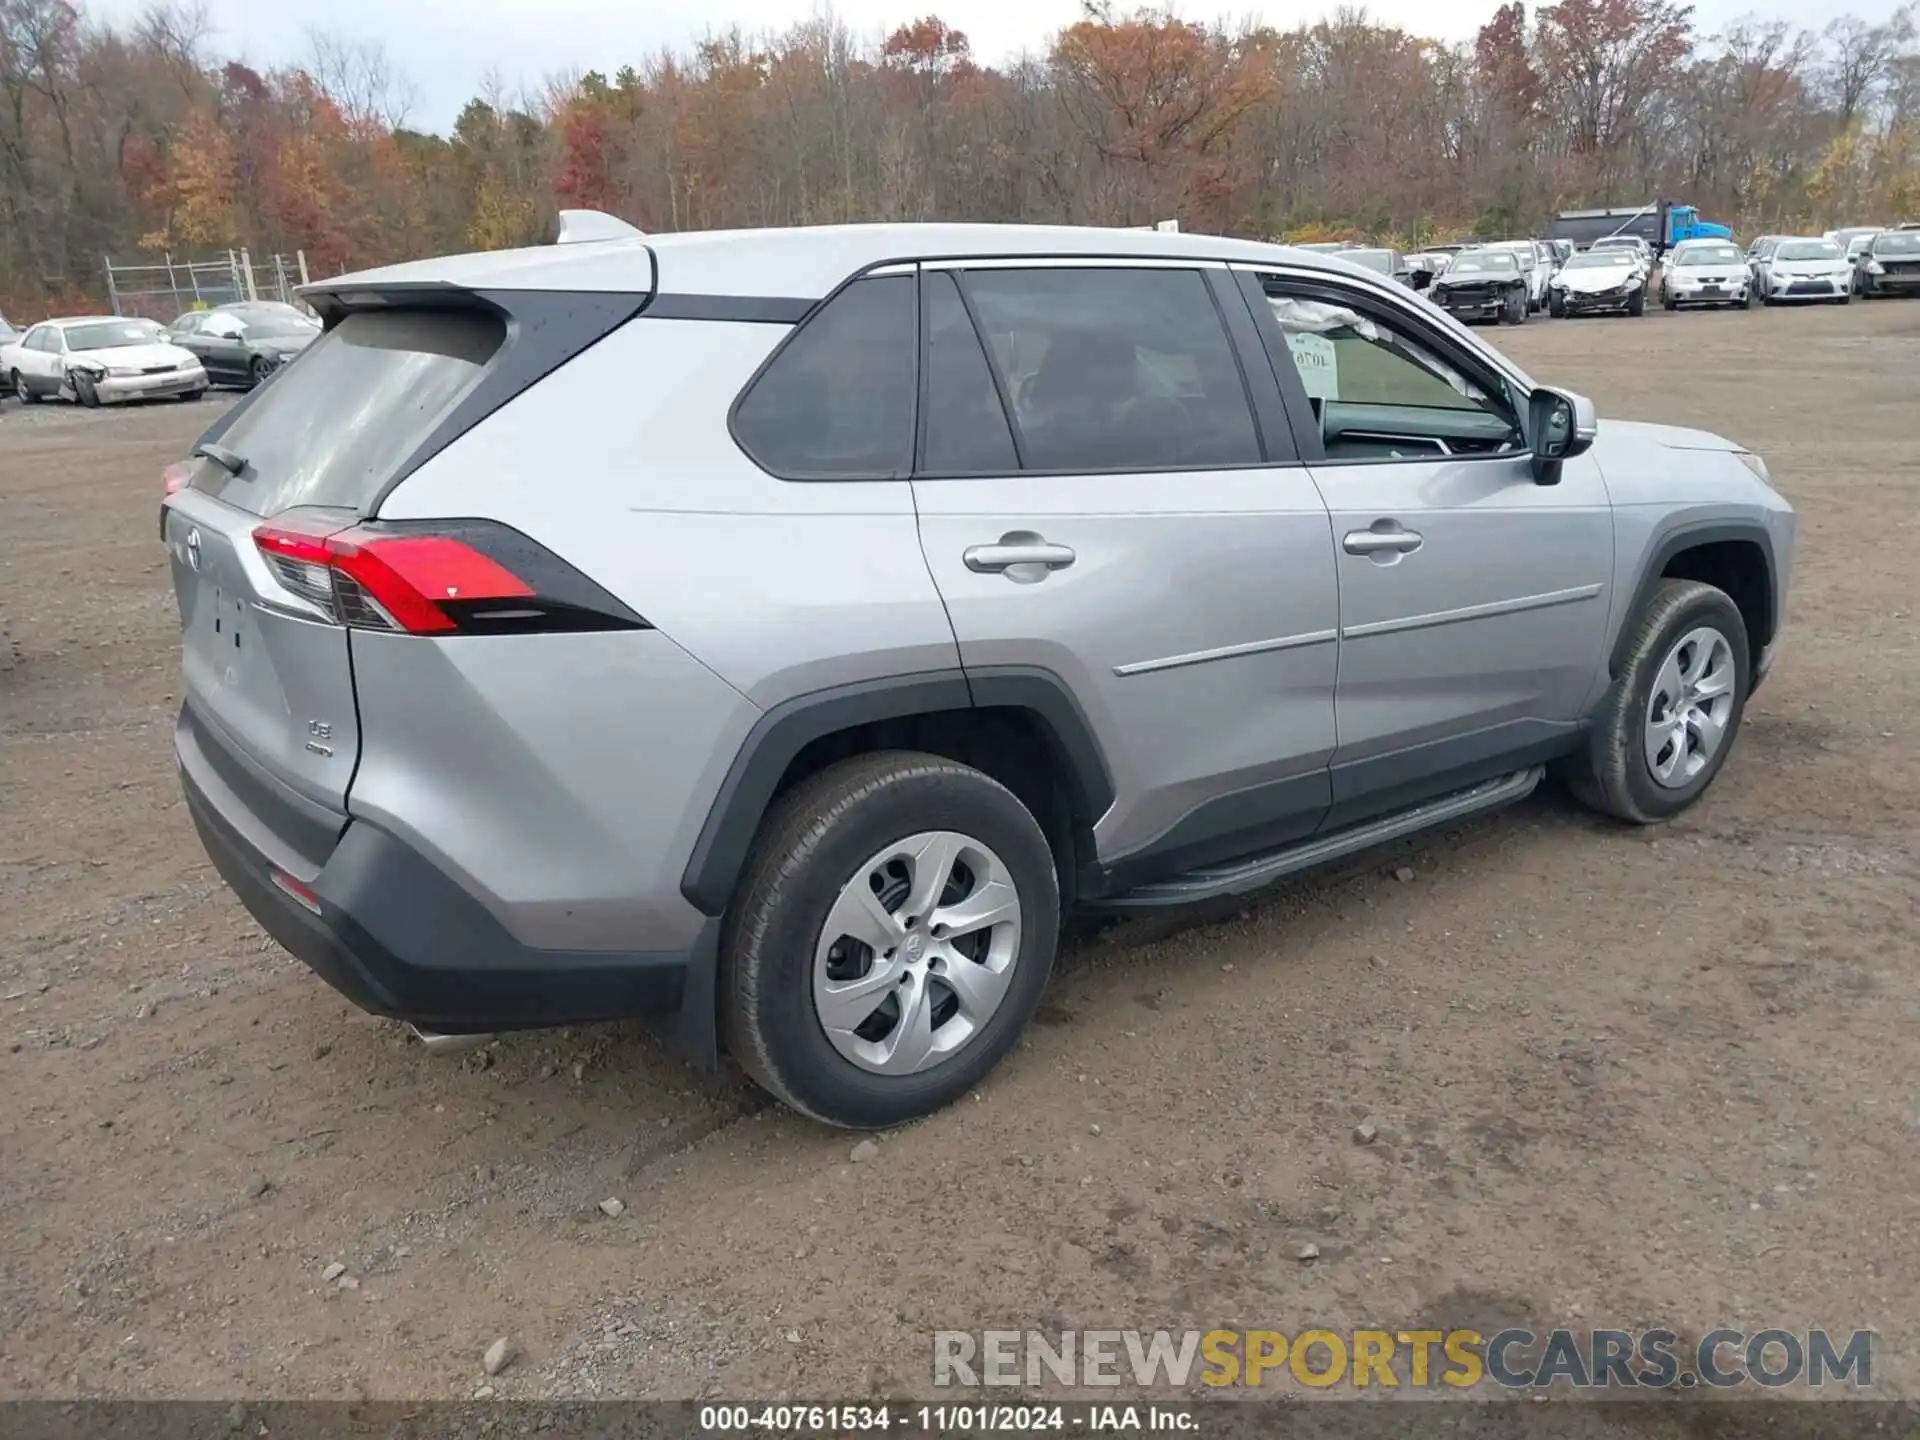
(556, 209, 644, 244)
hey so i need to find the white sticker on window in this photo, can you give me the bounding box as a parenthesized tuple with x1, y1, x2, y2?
(1286, 332, 1338, 400)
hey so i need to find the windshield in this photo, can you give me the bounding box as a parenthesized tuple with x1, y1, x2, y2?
(1675, 245, 1742, 267)
(1446, 254, 1517, 275)
(1872, 233, 1920, 255)
(64, 320, 165, 351)
(1344, 249, 1394, 274)
(1777, 240, 1841, 261)
(1592, 238, 1642, 251)
(1565, 252, 1635, 270)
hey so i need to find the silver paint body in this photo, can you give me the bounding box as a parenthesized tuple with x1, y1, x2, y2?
(167, 223, 1797, 959)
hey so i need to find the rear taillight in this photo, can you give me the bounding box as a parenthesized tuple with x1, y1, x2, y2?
(252, 514, 648, 636)
(162, 461, 191, 496)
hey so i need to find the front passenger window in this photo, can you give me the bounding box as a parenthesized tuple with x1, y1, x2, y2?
(1259, 283, 1521, 462)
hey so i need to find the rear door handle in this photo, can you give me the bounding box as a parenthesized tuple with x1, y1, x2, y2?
(964, 533, 1077, 575)
(1343, 525, 1424, 556)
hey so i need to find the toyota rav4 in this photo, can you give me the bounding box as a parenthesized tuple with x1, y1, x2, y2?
(164, 218, 1795, 1128)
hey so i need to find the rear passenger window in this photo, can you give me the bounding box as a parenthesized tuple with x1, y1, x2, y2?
(956, 268, 1261, 472)
(733, 275, 916, 479)
(921, 271, 1017, 474)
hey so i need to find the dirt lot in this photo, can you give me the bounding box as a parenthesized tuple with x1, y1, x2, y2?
(3, 301, 1918, 1406)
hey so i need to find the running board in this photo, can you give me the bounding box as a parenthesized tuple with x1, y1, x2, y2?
(1089, 767, 1544, 912)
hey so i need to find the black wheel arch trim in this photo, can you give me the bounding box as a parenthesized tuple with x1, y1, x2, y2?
(1611, 518, 1778, 678)
(678, 666, 1116, 918)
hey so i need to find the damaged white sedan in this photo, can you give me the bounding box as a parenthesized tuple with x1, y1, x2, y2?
(3, 316, 208, 407)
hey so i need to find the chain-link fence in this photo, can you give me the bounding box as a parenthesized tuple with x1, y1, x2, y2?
(102, 250, 312, 322)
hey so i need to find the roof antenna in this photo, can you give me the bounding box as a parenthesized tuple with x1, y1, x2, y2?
(555, 210, 645, 244)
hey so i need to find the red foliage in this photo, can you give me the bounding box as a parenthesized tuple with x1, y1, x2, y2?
(883, 16, 972, 75)
(555, 105, 620, 211)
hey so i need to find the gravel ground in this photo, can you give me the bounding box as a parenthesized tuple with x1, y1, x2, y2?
(2, 301, 1917, 1406)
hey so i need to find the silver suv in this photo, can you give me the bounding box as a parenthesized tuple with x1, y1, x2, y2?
(164, 218, 1795, 1128)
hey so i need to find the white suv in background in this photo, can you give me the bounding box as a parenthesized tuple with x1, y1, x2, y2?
(1481, 241, 1551, 312)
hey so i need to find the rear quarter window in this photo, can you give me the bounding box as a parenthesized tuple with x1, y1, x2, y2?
(189, 308, 505, 516)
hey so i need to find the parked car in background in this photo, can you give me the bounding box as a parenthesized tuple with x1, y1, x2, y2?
(161, 216, 1794, 1127)
(1429, 248, 1531, 324)
(1292, 241, 1354, 254)
(1756, 237, 1852, 304)
(1339, 247, 1413, 287)
(1481, 241, 1549, 311)
(1662, 240, 1752, 310)
(167, 301, 320, 389)
(1590, 234, 1655, 265)
(1825, 226, 1883, 253)
(1548, 239, 1574, 269)
(2, 316, 207, 406)
(1854, 229, 1920, 297)
(1549, 248, 1648, 317)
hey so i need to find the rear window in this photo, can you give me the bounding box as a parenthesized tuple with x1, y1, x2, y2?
(190, 308, 504, 515)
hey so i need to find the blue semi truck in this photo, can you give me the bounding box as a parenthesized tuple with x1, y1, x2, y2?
(1549, 200, 1733, 255)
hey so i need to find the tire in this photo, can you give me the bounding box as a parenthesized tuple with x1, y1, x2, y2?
(1627, 287, 1646, 317)
(1663, 291, 1677, 311)
(181, 388, 206, 401)
(1741, 289, 1754, 310)
(72, 372, 99, 408)
(721, 751, 1060, 1129)
(1500, 290, 1524, 325)
(12, 369, 35, 404)
(1562, 579, 1751, 825)
(1549, 295, 1566, 319)
(248, 356, 271, 388)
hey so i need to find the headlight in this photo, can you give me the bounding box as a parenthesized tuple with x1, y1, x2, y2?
(1734, 451, 1773, 488)
(1866, 260, 1885, 275)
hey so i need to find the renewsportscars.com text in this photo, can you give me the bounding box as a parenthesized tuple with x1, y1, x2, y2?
(933, 1327, 1873, 1391)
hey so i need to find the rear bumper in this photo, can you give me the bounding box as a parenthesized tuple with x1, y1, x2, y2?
(179, 741, 712, 1042)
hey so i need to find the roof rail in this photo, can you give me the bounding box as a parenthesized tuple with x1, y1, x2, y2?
(555, 209, 645, 245)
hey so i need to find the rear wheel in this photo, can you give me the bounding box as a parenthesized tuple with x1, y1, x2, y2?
(721, 752, 1060, 1129)
(247, 355, 276, 388)
(10, 369, 32, 403)
(1562, 579, 1750, 825)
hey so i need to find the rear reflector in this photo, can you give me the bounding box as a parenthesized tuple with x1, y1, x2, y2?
(252, 513, 648, 636)
(270, 870, 324, 915)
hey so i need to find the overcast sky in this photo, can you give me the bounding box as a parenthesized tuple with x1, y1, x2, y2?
(92, 0, 1897, 135)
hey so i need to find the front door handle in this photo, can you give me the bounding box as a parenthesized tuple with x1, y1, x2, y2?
(964, 532, 1077, 575)
(1343, 525, 1424, 556)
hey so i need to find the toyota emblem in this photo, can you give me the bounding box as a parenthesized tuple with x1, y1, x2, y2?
(185, 527, 202, 572)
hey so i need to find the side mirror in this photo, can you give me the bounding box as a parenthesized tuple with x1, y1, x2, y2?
(1528, 387, 1596, 485)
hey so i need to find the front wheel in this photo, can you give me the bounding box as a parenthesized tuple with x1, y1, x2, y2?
(721, 752, 1060, 1128)
(1500, 291, 1525, 325)
(71, 371, 100, 408)
(247, 355, 276, 388)
(10, 369, 33, 404)
(1549, 295, 1566, 319)
(180, 388, 206, 402)
(1562, 579, 1750, 825)
(1627, 287, 1646, 317)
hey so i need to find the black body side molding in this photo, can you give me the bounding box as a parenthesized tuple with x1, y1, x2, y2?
(678, 667, 1115, 918)
(1610, 519, 1778, 677)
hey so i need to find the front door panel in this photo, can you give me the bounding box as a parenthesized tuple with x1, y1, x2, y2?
(1314, 452, 1612, 808)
